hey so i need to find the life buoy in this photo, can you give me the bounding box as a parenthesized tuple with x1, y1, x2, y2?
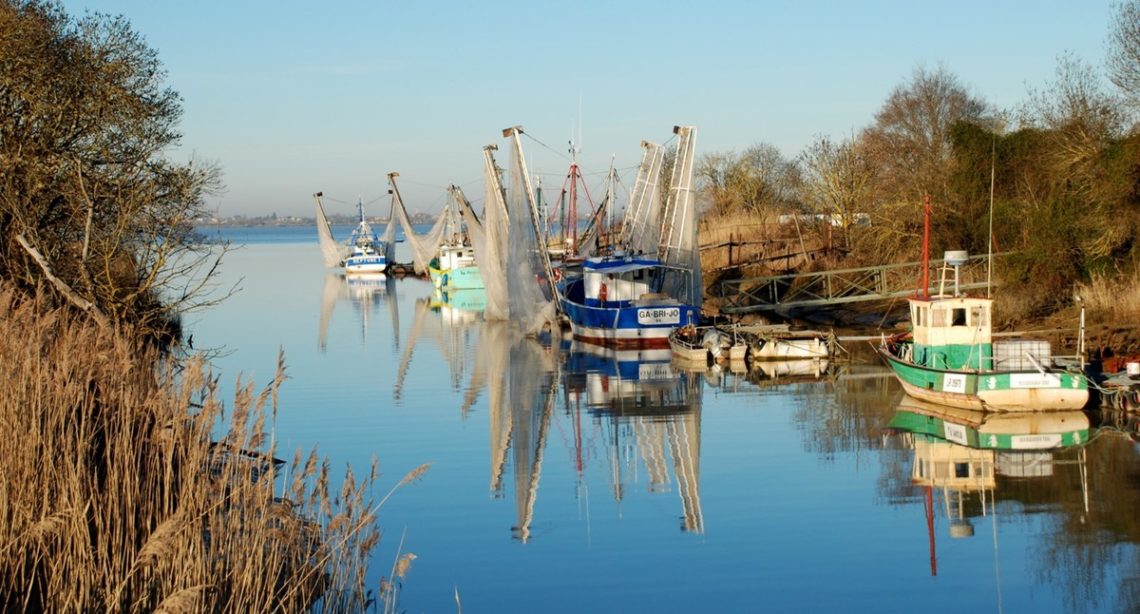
(599, 282, 608, 303)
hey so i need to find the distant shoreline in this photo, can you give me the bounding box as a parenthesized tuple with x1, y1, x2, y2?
(196, 213, 436, 227)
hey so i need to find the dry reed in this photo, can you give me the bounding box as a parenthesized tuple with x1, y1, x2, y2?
(1075, 269, 1140, 322)
(0, 285, 420, 612)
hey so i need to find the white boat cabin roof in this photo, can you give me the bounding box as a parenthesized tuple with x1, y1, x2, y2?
(907, 295, 993, 346)
(583, 255, 665, 276)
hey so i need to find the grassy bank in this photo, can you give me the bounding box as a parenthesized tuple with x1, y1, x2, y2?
(0, 286, 416, 611)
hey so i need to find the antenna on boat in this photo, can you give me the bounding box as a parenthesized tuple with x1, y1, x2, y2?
(919, 195, 931, 299)
(987, 118, 998, 299)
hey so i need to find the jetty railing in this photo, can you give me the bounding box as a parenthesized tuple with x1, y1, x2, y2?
(717, 253, 1000, 314)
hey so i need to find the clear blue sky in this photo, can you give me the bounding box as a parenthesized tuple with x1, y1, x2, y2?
(60, 0, 1116, 218)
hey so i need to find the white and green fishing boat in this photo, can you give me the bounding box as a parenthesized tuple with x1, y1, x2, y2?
(877, 253, 1088, 412)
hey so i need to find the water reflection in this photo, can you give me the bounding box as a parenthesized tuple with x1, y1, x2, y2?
(887, 397, 1090, 577)
(394, 290, 484, 402)
(318, 272, 398, 351)
(563, 344, 704, 534)
(478, 326, 706, 541)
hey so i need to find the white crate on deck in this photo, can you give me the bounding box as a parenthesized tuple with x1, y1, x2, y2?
(992, 339, 1052, 371)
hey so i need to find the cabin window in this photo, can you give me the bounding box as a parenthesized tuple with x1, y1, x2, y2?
(952, 308, 967, 327)
(633, 269, 645, 281)
(931, 309, 946, 326)
(954, 462, 970, 478)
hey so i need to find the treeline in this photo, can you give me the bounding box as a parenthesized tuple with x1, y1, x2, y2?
(697, 3, 1140, 319)
(0, 2, 408, 609)
(0, 0, 223, 343)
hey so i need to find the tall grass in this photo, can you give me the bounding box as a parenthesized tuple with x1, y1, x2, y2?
(0, 286, 420, 611)
(1075, 269, 1140, 322)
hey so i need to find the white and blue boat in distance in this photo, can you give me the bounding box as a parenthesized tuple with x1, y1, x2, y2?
(560, 254, 699, 349)
(315, 192, 393, 276)
(343, 200, 388, 275)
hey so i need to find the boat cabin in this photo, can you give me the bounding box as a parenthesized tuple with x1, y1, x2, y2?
(908, 295, 993, 370)
(436, 242, 475, 271)
(572, 256, 666, 307)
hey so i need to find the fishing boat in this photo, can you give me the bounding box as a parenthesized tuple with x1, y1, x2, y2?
(314, 192, 392, 275)
(876, 205, 1087, 411)
(561, 255, 700, 349)
(559, 126, 703, 349)
(430, 242, 483, 290)
(343, 204, 388, 275)
(877, 275, 1088, 411)
(389, 176, 485, 290)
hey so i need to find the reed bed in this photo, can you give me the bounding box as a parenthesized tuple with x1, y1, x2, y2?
(1075, 269, 1140, 322)
(698, 210, 827, 275)
(0, 286, 420, 612)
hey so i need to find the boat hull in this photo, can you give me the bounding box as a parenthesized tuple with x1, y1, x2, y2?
(562, 299, 698, 350)
(431, 264, 484, 290)
(668, 338, 709, 364)
(878, 346, 1089, 412)
(750, 337, 829, 360)
(344, 255, 387, 275)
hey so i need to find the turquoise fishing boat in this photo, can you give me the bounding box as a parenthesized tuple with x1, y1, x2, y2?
(876, 201, 1088, 412)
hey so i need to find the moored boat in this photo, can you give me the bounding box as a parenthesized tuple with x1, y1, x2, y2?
(876, 199, 1088, 412)
(430, 242, 483, 290)
(876, 254, 1088, 411)
(427, 185, 484, 291)
(734, 324, 831, 361)
(561, 255, 699, 349)
(559, 126, 703, 350)
(343, 203, 388, 275)
(314, 192, 391, 275)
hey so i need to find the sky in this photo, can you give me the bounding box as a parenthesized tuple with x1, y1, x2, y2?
(58, 0, 1118, 218)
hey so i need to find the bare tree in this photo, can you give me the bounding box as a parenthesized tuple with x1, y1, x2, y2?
(1108, 0, 1140, 108)
(696, 143, 800, 217)
(861, 65, 988, 205)
(797, 134, 874, 254)
(0, 0, 225, 344)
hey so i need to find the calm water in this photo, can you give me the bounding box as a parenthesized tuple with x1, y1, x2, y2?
(188, 226, 1140, 613)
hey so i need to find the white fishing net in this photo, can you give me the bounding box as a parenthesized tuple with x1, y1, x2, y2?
(476, 145, 512, 321)
(620, 141, 665, 257)
(659, 126, 702, 310)
(505, 128, 557, 336)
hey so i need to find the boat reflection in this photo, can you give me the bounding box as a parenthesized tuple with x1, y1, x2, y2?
(888, 397, 1089, 575)
(562, 343, 705, 534)
(318, 272, 398, 351)
(394, 289, 486, 402)
(749, 356, 830, 385)
(484, 322, 557, 543)
(482, 334, 706, 541)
